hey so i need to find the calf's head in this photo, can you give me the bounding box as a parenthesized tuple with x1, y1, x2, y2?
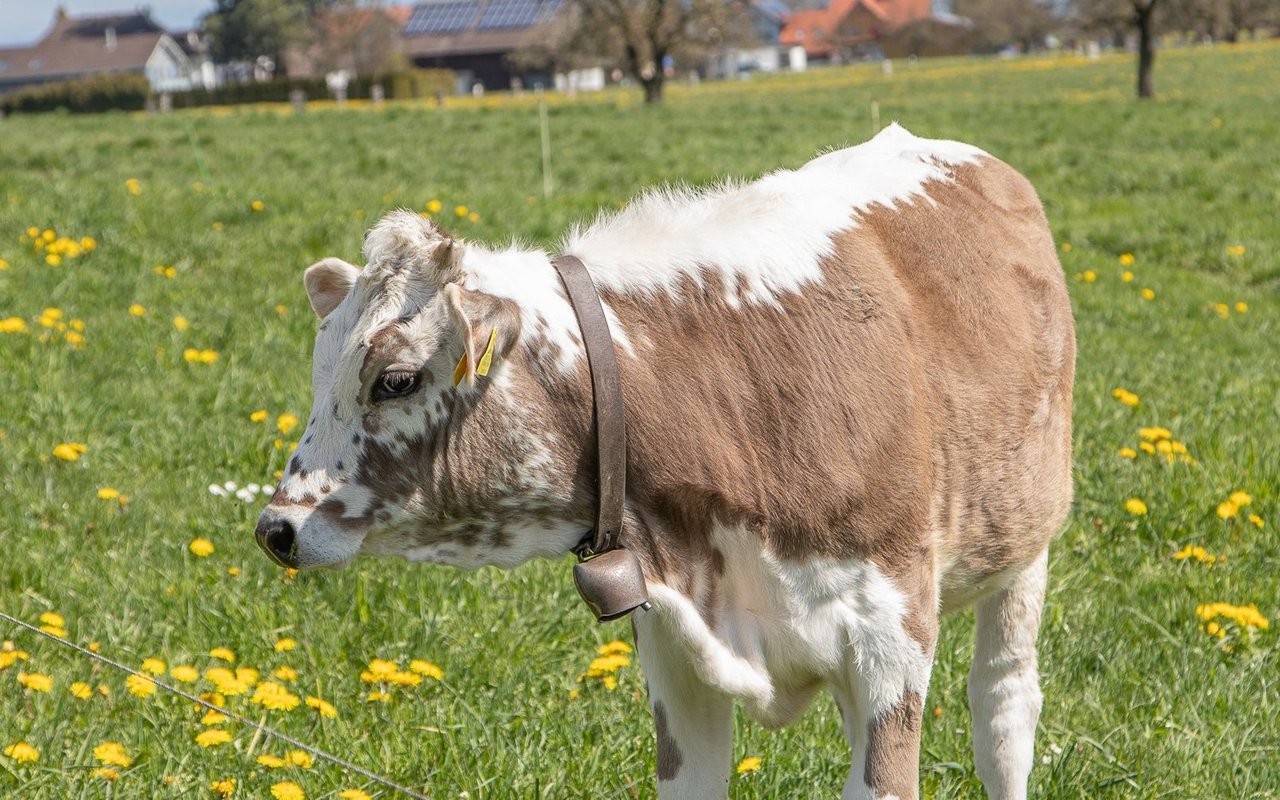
(255, 212, 590, 571)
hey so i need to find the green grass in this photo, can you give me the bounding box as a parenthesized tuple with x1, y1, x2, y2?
(1, 42, 1278, 799)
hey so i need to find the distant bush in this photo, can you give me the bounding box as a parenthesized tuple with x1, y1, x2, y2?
(0, 73, 150, 115)
(171, 69, 455, 109)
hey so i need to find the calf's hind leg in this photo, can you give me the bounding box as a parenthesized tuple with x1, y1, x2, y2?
(967, 551, 1049, 800)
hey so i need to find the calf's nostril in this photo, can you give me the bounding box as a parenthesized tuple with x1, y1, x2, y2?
(255, 517, 297, 567)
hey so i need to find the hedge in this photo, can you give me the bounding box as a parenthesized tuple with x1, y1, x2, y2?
(0, 68, 454, 115)
(0, 73, 150, 115)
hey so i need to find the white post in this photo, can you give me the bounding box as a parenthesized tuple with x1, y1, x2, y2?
(540, 100, 553, 199)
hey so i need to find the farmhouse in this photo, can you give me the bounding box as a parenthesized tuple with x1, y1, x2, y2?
(0, 9, 197, 95)
(401, 0, 564, 92)
(781, 0, 932, 62)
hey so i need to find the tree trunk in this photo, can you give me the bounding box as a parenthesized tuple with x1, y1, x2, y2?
(1136, 0, 1158, 99)
(642, 75, 664, 104)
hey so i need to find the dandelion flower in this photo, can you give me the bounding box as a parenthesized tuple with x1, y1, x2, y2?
(366, 690, 391, 702)
(126, 674, 156, 698)
(454, 205, 468, 217)
(1217, 501, 1239, 519)
(3, 742, 38, 764)
(288, 750, 313, 768)
(201, 710, 228, 725)
(258, 754, 288, 768)
(172, 315, 189, 331)
(196, 729, 232, 747)
(0, 317, 28, 334)
(362, 658, 398, 681)
(211, 778, 236, 797)
(128, 304, 145, 317)
(250, 409, 269, 423)
(93, 741, 134, 768)
(53, 442, 88, 461)
(277, 412, 299, 435)
(189, 538, 215, 557)
(141, 657, 166, 675)
(1249, 513, 1264, 528)
(170, 665, 198, 683)
(426, 199, 442, 213)
(1111, 388, 1139, 407)
(409, 660, 443, 680)
(70, 681, 93, 699)
(1228, 491, 1252, 507)
(235, 667, 259, 685)
(125, 178, 142, 195)
(1235, 302, 1247, 313)
(39, 611, 64, 627)
(305, 696, 336, 718)
(251, 200, 266, 212)
(736, 756, 762, 774)
(468, 212, 480, 223)
(18, 672, 53, 692)
(209, 647, 236, 663)
(1121, 270, 1134, 282)
(1119, 253, 1135, 266)
(1225, 245, 1245, 256)
(274, 638, 297, 652)
(271, 781, 305, 800)
(597, 640, 633, 656)
(1082, 270, 1096, 283)
(1141, 288, 1155, 301)
(1124, 498, 1147, 516)
(274, 665, 298, 681)
(250, 681, 301, 711)
(97, 486, 121, 500)
(93, 767, 119, 781)
(338, 790, 372, 800)
(1118, 447, 1137, 459)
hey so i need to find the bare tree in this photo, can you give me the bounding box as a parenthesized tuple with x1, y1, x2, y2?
(514, 0, 751, 104)
(1074, 0, 1163, 97)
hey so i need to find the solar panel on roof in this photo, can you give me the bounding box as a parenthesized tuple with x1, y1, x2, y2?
(477, 0, 561, 30)
(404, 1, 482, 35)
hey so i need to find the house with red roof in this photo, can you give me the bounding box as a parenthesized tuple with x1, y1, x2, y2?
(781, 0, 932, 62)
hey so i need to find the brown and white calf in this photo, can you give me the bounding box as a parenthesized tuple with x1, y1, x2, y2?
(256, 124, 1074, 799)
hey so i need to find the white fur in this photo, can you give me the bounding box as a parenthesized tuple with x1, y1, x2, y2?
(564, 124, 986, 309)
(969, 553, 1047, 800)
(639, 524, 936, 798)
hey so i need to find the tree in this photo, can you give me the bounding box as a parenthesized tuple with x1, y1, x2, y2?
(204, 0, 353, 72)
(953, 0, 1059, 53)
(1073, 0, 1163, 98)
(514, 0, 752, 104)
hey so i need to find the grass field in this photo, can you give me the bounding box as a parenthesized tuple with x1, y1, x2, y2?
(1, 41, 1278, 799)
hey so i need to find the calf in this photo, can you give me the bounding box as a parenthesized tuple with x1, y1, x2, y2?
(256, 124, 1074, 799)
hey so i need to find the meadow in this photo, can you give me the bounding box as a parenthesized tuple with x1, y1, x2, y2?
(1, 40, 1278, 799)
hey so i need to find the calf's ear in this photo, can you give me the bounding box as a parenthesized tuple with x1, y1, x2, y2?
(304, 257, 360, 319)
(443, 283, 518, 388)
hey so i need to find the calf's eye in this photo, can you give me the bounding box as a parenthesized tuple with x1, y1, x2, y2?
(374, 370, 419, 401)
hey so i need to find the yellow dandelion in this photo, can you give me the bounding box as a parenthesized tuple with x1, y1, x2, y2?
(736, 756, 762, 774)
(1121, 270, 1134, 282)
(454, 205, 468, 217)
(53, 442, 88, 461)
(172, 315, 189, 331)
(258, 754, 289, 768)
(126, 674, 156, 698)
(277, 412, 299, 435)
(3, 742, 39, 764)
(597, 640, 633, 656)
(468, 212, 480, 223)
(251, 200, 266, 212)
(211, 778, 236, 797)
(209, 647, 236, 663)
(251, 409, 269, 423)
(227, 566, 241, 576)
(338, 790, 372, 800)
(1141, 288, 1155, 301)
(196, 729, 232, 748)
(46, 254, 62, 266)
(235, 667, 259, 685)
(409, 660, 444, 680)
(93, 741, 134, 768)
(1124, 498, 1147, 516)
(1234, 302, 1247, 313)
(273, 665, 298, 681)
(93, 767, 119, 781)
(387, 670, 422, 687)
(366, 690, 391, 703)
(274, 638, 297, 652)
(1111, 388, 1139, 407)
(1228, 491, 1252, 507)
(70, 681, 93, 699)
(18, 672, 53, 692)
(364, 658, 398, 681)
(276, 304, 287, 316)
(305, 695, 337, 718)
(39, 611, 64, 627)
(125, 178, 142, 195)
(170, 664, 199, 683)
(1082, 270, 1096, 283)
(288, 750, 313, 768)
(1249, 513, 1264, 528)
(271, 781, 305, 800)
(189, 538, 215, 557)
(0, 317, 28, 334)
(1225, 245, 1245, 256)
(1217, 501, 1239, 520)
(97, 486, 121, 501)
(426, 199, 442, 213)
(201, 709, 228, 725)
(141, 657, 166, 675)
(1119, 253, 1135, 266)
(128, 304, 145, 317)
(250, 681, 301, 711)
(1118, 447, 1137, 459)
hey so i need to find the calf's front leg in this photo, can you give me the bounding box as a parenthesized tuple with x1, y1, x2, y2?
(634, 609, 735, 799)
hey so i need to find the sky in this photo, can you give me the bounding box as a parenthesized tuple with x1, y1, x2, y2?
(0, 1, 216, 47)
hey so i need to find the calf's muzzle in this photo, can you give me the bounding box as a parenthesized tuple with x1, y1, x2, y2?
(255, 513, 298, 568)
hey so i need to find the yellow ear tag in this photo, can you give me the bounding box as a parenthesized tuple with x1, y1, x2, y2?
(452, 353, 468, 387)
(476, 328, 498, 377)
